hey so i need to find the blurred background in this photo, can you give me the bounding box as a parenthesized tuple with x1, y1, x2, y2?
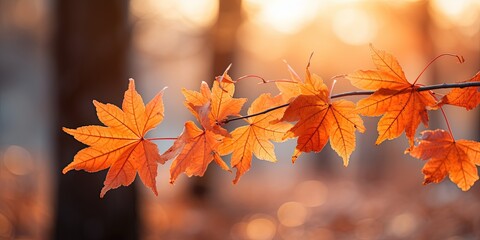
(0, 0, 479, 239)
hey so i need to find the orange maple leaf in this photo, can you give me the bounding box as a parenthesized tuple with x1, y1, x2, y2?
(210, 77, 247, 127)
(165, 120, 229, 184)
(182, 80, 246, 135)
(409, 129, 480, 191)
(276, 60, 302, 103)
(438, 72, 480, 110)
(281, 68, 365, 165)
(347, 45, 436, 148)
(218, 93, 292, 183)
(63, 79, 166, 197)
(162, 79, 245, 183)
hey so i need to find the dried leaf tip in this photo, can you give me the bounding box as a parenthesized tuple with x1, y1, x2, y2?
(307, 52, 314, 68)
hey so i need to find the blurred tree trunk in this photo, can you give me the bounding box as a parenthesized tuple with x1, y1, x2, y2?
(187, 0, 243, 201)
(211, 0, 243, 75)
(53, 1, 138, 240)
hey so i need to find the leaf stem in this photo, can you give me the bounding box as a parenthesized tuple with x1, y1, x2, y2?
(413, 53, 464, 85)
(329, 79, 337, 102)
(439, 106, 455, 141)
(234, 74, 298, 85)
(224, 81, 480, 123)
(235, 74, 267, 83)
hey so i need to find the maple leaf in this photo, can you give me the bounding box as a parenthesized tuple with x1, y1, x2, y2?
(438, 72, 480, 110)
(275, 55, 327, 104)
(276, 61, 302, 103)
(347, 45, 436, 148)
(281, 68, 365, 166)
(409, 129, 480, 191)
(162, 79, 245, 183)
(166, 121, 229, 184)
(63, 79, 166, 197)
(218, 93, 292, 183)
(182, 80, 246, 135)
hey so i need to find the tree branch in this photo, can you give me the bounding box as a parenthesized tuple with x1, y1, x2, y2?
(416, 81, 480, 91)
(223, 81, 480, 124)
(224, 103, 290, 123)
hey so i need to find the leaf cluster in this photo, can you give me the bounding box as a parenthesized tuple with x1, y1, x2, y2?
(63, 45, 480, 197)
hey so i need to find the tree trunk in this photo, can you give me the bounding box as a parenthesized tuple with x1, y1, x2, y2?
(187, 0, 243, 201)
(53, 1, 138, 240)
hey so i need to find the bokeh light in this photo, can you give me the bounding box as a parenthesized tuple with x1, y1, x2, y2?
(277, 201, 308, 227)
(332, 7, 378, 45)
(244, 0, 321, 34)
(429, 0, 480, 37)
(387, 212, 419, 238)
(246, 215, 277, 240)
(430, 0, 478, 26)
(132, 0, 219, 30)
(2, 145, 34, 176)
(237, 22, 288, 61)
(294, 180, 328, 207)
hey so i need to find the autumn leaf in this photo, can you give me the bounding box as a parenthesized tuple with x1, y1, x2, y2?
(210, 80, 246, 128)
(275, 55, 329, 104)
(63, 79, 166, 197)
(218, 94, 292, 183)
(166, 121, 229, 184)
(182, 80, 246, 135)
(276, 60, 302, 103)
(438, 72, 480, 110)
(347, 45, 436, 148)
(409, 129, 480, 191)
(281, 68, 365, 166)
(162, 79, 244, 183)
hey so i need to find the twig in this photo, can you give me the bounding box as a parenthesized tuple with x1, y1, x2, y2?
(223, 81, 480, 124)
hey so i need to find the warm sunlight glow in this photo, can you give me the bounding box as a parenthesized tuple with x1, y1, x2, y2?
(332, 8, 377, 45)
(246, 216, 277, 240)
(2, 145, 34, 176)
(134, 0, 219, 29)
(387, 213, 419, 238)
(294, 180, 328, 207)
(430, 0, 480, 35)
(431, 0, 473, 24)
(237, 22, 287, 60)
(244, 0, 321, 34)
(277, 202, 308, 227)
(175, 0, 218, 28)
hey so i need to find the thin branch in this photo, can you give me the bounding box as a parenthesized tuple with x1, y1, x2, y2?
(146, 137, 177, 141)
(223, 103, 289, 123)
(413, 53, 464, 85)
(416, 81, 480, 91)
(331, 90, 374, 99)
(439, 106, 455, 140)
(224, 81, 480, 123)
